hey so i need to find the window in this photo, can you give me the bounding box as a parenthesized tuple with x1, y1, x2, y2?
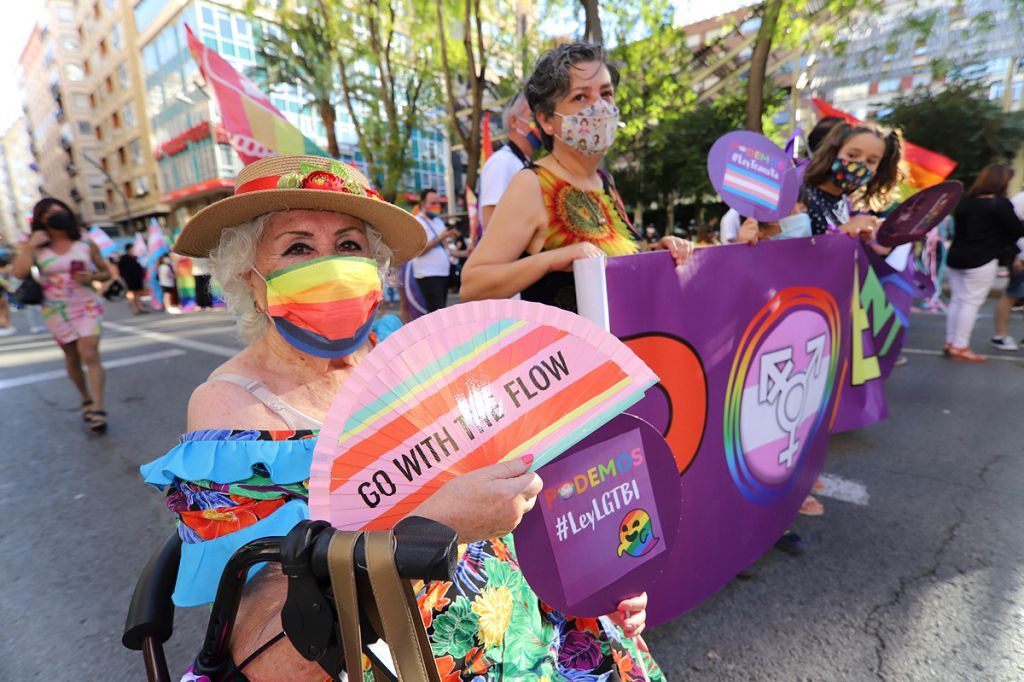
(123, 181, 131, 199)
(57, 6, 73, 22)
(112, 110, 121, 128)
(117, 146, 126, 166)
(130, 138, 142, 165)
(111, 24, 122, 50)
(92, 201, 107, 214)
(117, 64, 129, 89)
(123, 104, 134, 128)
(100, 156, 109, 172)
(83, 57, 91, 76)
(77, 121, 91, 134)
(95, 124, 104, 140)
(106, 76, 114, 93)
(99, 39, 108, 58)
(88, 93, 96, 109)
(72, 93, 89, 109)
(65, 63, 85, 81)
(134, 175, 150, 196)
(62, 36, 80, 51)
(878, 79, 900, 93)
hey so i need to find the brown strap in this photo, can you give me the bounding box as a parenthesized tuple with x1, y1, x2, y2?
(364, 531, 440, 682)
(328, 531, 366, 681)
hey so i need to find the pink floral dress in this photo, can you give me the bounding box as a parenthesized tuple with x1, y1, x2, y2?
(36, 240, 104, 344)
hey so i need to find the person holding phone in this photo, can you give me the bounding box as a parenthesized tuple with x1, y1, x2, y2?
(11, 198, 112, 433)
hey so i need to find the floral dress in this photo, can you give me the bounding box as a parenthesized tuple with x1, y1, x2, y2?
(35, 240, 104, 344)
(142, 429, 664, 681)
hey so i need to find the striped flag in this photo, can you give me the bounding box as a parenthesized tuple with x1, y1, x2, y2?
(87, 226, 117, 257)
(131, 232, 147, 259)
(185, 24, 327, 164)
(811, 98, 956, 190)
(723, 161, 781, 210)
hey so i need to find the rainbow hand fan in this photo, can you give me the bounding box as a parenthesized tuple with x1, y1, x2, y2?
(308, 299, 658, 531)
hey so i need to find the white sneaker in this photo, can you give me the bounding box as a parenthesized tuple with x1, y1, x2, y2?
(0, 326, 15, 337)
(990, 336, 1019, 351)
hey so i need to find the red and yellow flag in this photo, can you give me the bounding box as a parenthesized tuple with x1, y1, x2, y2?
(481, 111, 493, 165)
(185, 25, 327, 164)
(811, 98, 956, 190)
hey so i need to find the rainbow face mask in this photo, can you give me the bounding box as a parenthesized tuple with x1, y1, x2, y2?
(259, 256, 383, 358)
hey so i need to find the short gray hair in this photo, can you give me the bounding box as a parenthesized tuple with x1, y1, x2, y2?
(525, 42, 620, 152)
(208, 211, 394, 343)
(501, 91, 528, 132)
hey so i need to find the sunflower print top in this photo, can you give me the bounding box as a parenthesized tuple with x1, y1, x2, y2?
(142, 429, 664, 681)
(520, 165, 640, 312)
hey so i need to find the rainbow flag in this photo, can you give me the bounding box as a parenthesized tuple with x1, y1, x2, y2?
(185, 25, 327, 164)
(176, 257, 197, 311)
(811, 98, 956, 190)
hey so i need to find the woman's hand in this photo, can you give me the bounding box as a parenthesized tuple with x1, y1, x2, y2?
(545, 242, 605, 273)
(27, 231, 50, 249)
(657, 236, 695, 265)
(607, 592, 648, 639)
(841, 214, 879, 242)
(737, 217, 761, 245)
(72, 272, 94, 286)
(413, 455, 543, 544)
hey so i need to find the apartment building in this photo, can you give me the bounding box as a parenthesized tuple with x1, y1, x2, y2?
(810, 0, 1022, 119)
(18, 2, 101, 225)
(134, 0, 447, 229)
(74, 0, 166, 230)
(0, 118, 43, 244)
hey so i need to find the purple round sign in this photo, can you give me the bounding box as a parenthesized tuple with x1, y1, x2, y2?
(513, 414, 682, 618)
(877, 180, 963, 247)
(707, 131, 801, 222)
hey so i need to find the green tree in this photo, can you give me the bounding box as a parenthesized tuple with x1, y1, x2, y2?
(881, 80, 1024, 185)
(248, 1, 341, 157)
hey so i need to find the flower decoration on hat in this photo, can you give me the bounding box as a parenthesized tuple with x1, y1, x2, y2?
(275, 160, 385, 201)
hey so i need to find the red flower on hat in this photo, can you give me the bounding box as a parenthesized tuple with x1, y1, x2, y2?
(364, 187, 384, 201)
(301, 171, 344, 191)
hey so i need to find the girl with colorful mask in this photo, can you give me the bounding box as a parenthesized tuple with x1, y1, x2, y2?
(140, 155, 659, 681)
(800, 121, 903, 241)
(461, 42, 694, 313)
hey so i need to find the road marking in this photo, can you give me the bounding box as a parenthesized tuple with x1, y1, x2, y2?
(105, 321, 238, 358)
(902, 348, 1024, 363)
(0, 349, 186, 391)
(816, 473, 870, 506)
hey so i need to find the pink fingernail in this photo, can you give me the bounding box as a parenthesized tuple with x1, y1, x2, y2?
(522, 454, 534, 466)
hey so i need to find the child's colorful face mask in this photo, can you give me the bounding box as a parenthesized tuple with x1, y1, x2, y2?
(830, 158, 874, 193)
(258, 255, 382, 358)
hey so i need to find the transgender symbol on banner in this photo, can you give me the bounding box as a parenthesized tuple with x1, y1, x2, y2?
(725, 287, 842, 505)
(308, 300, 659, 531)
(513, 414, 683, 617)
(876, 180, 963, 247)
(707, 131, 801, 222)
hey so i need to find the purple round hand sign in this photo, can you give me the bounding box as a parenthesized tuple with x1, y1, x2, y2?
(876, 181, 963, 247)
(707, 131, 801, 222)
(513, 414, 682, 617)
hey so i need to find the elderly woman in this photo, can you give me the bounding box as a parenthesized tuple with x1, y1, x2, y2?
(141, 156, 661, 681)
(460, 42, 693, 311)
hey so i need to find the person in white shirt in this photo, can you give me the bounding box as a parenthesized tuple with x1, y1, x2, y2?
(720, 208, 742, 243)
(412, 188, 459, 312)
(479, 92, 542, 232)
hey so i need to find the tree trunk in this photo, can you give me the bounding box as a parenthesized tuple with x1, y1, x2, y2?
(581, 0, 602, 44)
(745, 0, 783, 133)
(319, 99, 339, 158)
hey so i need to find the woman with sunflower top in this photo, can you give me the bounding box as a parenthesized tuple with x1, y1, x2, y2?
(141, 153, 661, 681)
(460, 42, 694, 312)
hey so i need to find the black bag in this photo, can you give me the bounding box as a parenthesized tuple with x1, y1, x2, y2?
(14, 277, 44, 306)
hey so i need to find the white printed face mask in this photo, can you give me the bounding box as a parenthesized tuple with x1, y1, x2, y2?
(555, 100, 619, 157)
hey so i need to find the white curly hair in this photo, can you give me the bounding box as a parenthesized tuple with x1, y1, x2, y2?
(208, 211, 394, 342)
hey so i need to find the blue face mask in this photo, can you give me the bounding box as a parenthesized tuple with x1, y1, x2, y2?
(777, 212, 813, 239)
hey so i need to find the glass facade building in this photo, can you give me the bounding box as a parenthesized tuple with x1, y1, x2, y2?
(135, 0, 446, 218)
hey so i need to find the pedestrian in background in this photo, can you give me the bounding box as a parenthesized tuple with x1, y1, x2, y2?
(10, 198, 112, 433)
(411, 188, 458, 312)
(191, 257, 214, 310)
(117, 250, 147, 315)
(478, 92, 541, 232)
(157, 254, 181, 315)
(0, 255, 15, 336)
(947, 164, 1024, 360)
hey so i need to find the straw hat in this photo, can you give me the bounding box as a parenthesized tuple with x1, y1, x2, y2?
(173, 155, 427, 264)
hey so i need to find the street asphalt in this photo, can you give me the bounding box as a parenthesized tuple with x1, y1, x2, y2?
(0, 297, 1021, 680)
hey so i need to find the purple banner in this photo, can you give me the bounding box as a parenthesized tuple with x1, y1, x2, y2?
(604, 236, 861, 623)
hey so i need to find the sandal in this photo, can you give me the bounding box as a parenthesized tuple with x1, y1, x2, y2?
(81, 399, 94, 422)
(947, 346, 986, 363)
(799, 495, 824, 516)
(85, 410, 108, 434)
